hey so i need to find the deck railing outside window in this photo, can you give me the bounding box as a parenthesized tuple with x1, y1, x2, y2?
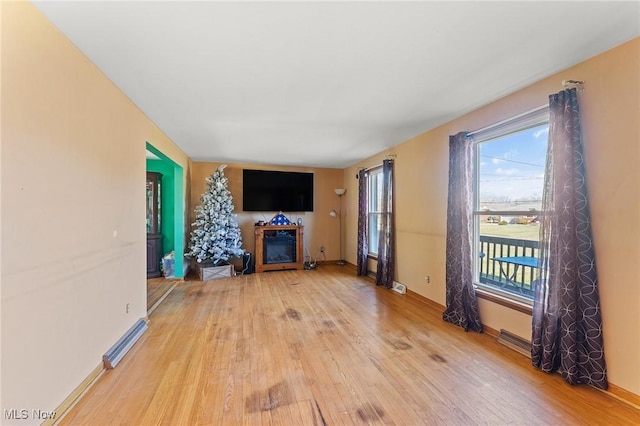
(478, 235, 539, 298)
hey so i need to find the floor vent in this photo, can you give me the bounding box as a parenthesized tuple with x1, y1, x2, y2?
(392, 281, 407, 294)
(103, 318, 148, 369)
(497, 329, 531, 358)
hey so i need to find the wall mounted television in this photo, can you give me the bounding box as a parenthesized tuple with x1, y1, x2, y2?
(242, 169, 314, 212)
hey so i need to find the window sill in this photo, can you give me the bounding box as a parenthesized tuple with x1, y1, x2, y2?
(475, 288, 533, 315)
(367, 254, 378, 260)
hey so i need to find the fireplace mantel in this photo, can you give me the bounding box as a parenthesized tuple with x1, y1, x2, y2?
(254, 225, 304, 273)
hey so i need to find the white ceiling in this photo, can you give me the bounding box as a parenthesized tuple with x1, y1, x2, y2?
(34, 1, 639, 169)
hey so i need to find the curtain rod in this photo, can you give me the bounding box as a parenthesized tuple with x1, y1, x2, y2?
(468, 104, 548, 137)
(562, 79, 585, 91)
(356, 163, 384, 179)
(469, 79, 584, 137)
(360, 155, 394, 173)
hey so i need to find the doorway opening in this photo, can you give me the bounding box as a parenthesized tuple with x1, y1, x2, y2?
(145, 142, 185, 312)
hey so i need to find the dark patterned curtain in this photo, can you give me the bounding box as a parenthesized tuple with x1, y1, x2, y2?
(532, 88, 607, 389)
(443, 132, 482, 332)
(375, 159, 395, 288)
(356, 169, 369, 276)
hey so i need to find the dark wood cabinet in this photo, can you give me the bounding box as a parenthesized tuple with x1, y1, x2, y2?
(146, 172, 163, 278)
(147, 234, 163, 277)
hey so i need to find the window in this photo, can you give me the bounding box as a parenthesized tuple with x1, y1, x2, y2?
(367, 167, 383, 256)
(471, 107, 549, 303)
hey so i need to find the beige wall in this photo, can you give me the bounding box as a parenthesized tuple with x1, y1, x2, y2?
(345, 37, 640, 395)
(1, 1, 190, 419)
(190, 162, 344, 266)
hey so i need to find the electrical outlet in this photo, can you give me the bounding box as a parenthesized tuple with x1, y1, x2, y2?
(424, 276, 430, 283)
(320, 246, 325, 253)
(126, 303, 130, 313)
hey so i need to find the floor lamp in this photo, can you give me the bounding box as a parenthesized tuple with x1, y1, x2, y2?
(329, 188, 346, 266)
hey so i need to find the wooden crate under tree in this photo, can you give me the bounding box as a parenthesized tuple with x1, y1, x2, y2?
(197, 263, 234, 281)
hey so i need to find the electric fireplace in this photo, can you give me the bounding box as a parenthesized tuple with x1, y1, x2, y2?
(264, 232, 296, 264)
(254, 225, 304, 272)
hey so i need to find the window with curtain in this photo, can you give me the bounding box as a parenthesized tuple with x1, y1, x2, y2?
(472, 107, 549, 304)
(367, 167, 383, 256)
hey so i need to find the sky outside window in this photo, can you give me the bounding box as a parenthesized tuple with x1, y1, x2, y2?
(478, 124, 548, 211)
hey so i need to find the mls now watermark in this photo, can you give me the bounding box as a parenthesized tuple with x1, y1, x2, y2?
(4, 409, 57, 421)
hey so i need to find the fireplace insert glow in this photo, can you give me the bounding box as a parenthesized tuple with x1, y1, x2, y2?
(263, 232, 297, 264)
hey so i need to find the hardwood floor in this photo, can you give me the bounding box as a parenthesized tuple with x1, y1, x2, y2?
(146, 277, 179, 314)
(63, 266, 639, 425)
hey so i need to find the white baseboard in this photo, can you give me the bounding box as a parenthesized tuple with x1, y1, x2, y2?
(47, 363, 104, 426)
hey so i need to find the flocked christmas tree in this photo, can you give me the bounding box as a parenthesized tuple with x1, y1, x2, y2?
(188, 165, 244, 265)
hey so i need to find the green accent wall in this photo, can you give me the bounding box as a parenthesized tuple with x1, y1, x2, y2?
(146, 143, 185, 278)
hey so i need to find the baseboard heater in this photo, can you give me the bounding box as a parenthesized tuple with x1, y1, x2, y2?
(497, 329, 531, 359)
(103, 318, 148, 369)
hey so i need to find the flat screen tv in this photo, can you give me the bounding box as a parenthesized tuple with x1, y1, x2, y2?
(242, 169, 314, 212)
